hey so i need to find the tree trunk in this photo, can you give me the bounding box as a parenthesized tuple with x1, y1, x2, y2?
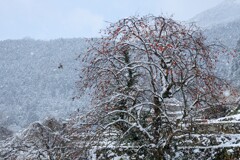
(153, 148, 165, 160)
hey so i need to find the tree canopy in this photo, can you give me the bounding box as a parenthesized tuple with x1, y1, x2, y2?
(78, 15, 235, 159)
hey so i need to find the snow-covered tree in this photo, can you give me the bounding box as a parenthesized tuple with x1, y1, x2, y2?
(78, 15, 234, 159)
(0, 116, 92, 159)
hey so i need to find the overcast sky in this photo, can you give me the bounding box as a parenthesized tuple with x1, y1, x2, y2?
(0, 0, 223, 40)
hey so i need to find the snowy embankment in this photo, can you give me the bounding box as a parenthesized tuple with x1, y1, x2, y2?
(209, 113, 240, 123)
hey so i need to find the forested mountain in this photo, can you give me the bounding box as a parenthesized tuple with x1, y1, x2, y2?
(191, 0, 240, 48)
(191, 0, 240, 80)
(192, 0, 240, 29)
(230, 40, 240, 89)
(0, 38, 90, 131)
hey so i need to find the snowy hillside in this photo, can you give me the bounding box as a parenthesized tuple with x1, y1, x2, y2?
(190, 0, 240, 82)
(191, 0, 240, 48)
(0, 38, 90, 131)
(192, 0, 240, 28)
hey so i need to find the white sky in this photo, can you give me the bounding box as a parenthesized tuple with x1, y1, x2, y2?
(0, 0, 223, 40)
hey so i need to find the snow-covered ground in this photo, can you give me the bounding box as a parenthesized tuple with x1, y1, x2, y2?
(209, 113, 240, 123)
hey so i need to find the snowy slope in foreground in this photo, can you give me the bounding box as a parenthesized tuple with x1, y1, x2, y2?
(209, 113, 240, 123)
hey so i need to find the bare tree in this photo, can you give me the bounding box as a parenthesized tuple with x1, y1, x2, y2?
(78, 15, 234, 159)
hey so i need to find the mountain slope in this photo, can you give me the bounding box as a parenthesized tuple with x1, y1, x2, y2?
(190, 0, 240, 82)
(191, 0, 240, 48)
(0, 38, 90, 131)
(192, 0, 240, 28)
